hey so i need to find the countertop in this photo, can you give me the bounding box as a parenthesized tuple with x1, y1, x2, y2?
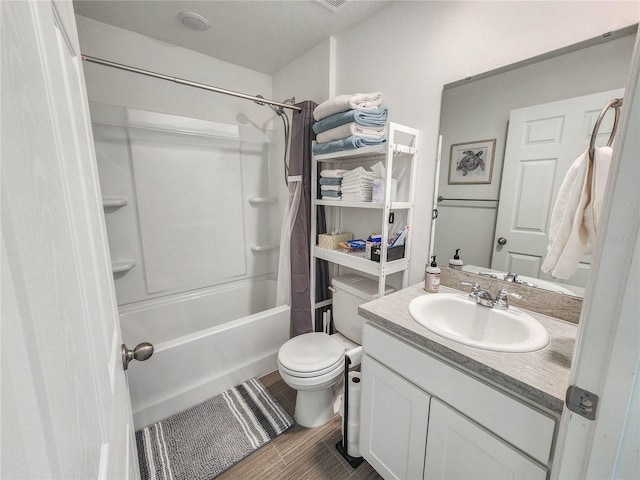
(358, 283, 579, 414)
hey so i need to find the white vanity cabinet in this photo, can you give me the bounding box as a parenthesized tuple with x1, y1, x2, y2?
(424, 399, 546, 480)
(359, 355, 431, 479)
(360, 323, 555, 480)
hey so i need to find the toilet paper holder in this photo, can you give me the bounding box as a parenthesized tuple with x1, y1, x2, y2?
(335, 352, 365, 469)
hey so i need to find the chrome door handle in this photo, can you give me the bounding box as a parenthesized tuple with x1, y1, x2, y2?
(122, 342, 154, 370)
(497, 237, 508, 245)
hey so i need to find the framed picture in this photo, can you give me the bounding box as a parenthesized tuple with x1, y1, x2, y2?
(448, 139, 496, 185)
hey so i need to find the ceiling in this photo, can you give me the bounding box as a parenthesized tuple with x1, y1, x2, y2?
(72, 0, 393, 75)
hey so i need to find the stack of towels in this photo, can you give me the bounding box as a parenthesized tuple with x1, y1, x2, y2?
(319, 169, 347, 201)
(312, 92, 388, 156)
(341, 167, 377, 202)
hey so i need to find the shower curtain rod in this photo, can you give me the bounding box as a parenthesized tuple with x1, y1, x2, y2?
(81, 54, 302, 112)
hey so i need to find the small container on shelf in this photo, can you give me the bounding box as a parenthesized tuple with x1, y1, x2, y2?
(371, 244, 405, 262)
(318, 232, 354, 250)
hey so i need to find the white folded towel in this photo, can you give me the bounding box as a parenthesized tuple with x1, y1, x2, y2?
(313, 92, 383, 121)
(320, 185, 341, 192)
(341, 188, 373, 195)
(320, 169, 348, 178)
(542, 147, 612, 280)
(342, 167, 377, 181)
(321, 196, 342, 201)
(316, 122, 386, 144)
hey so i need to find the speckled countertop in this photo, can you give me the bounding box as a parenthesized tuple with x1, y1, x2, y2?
(358, 283, 579, 414)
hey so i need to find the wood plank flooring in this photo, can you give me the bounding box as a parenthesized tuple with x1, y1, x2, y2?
(217, 371, 383, 480)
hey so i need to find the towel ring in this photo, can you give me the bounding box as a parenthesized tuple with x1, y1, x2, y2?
(589, 98, 623, 162)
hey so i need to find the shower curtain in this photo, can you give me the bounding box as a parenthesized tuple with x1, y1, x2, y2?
(285, 100, 330, 337)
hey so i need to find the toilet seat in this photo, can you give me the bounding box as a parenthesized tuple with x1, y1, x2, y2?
(278, 332, 345, 378)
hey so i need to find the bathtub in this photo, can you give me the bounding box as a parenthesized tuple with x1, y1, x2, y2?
(119, 276, 290, 428)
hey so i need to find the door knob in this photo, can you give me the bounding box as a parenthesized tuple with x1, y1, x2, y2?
(122, 342, 154, 371)
(497, 237, 508, 245)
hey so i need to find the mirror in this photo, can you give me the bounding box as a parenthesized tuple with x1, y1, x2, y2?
(433, 28, 637, 298)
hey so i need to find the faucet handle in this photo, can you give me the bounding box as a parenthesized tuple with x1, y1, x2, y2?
(460, 281, 480, 291)
(494, 289, 523, 309)
(460, 281, 481, 301)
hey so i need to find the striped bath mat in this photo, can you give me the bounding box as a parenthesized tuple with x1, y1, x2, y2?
(136, 378, 294, 480)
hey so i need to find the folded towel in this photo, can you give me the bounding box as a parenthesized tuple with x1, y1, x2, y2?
(316, 122, 386, 144)
(342, 166, 377, 179)
(313, 92, 382, 121)
(320, 169, 348, 178)
(321, 196, 342, 201)
(320, 185, 341, 192)
(342, 176, 377, 185)
(341, 185, 373, 193)
(319, 177, 342, 185)
(541, 148, 594, 279)
(342, 193, 372, 202)
(312, 136, 387, 156)
(341, 180, 375, 188)
(313, 108, 388, 135)
(320, 190, 341, 197)
(342, 190, 373, 198)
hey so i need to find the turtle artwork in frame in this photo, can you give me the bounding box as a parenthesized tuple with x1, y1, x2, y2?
(448, 139, 496, 185)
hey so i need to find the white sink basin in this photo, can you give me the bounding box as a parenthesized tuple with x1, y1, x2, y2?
(408, 293, 549, 353)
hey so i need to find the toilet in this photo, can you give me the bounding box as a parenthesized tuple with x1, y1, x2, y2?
(278, 274, 393, 428)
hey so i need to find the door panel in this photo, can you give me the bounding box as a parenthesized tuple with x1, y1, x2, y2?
(1, 1, 137, 478)
(424, 399, 547, 480)
(360, 355, 431, 480)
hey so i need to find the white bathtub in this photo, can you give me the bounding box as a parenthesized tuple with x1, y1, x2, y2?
(119, 276, 289, 428)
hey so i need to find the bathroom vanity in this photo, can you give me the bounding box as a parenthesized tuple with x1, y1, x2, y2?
(357, 284, 578, 479)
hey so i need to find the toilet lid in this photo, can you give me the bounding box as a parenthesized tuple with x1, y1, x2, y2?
(278, 332, 345, 375)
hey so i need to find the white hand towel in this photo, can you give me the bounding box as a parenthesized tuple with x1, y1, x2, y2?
(316, 122, 386, 144)
(320, 185, 341, 192)
(584, 146, 613, 239)
(313, 92, 383, 121)
(542, 149, 591, 279)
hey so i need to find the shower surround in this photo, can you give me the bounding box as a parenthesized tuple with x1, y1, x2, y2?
(91, 103, 288, 427)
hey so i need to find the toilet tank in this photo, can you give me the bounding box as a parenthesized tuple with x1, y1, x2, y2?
(331, 274, 394, 345)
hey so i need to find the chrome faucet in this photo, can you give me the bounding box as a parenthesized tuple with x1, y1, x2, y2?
(493, 288, 523, 309)
(460, 281, 522, 309)
(460, 281, 494, 307)
(504, 272, 537, 288)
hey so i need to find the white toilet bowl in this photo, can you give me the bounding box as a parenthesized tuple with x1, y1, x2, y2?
(277, 332, 346, 428)
(278, 274, 394, 429)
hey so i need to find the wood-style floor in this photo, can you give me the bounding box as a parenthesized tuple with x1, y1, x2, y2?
(217, 370, 383, 480)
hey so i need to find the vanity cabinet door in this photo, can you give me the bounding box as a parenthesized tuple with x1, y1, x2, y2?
(360, 355, 431, 480)
(424, 399, 547, 480)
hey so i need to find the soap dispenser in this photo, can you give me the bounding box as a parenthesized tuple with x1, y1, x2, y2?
(449, 249, 463, 270)
(424, 256, 441, 293)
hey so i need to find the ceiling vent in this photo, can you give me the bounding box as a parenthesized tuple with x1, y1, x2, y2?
(315, 0, 349, 12)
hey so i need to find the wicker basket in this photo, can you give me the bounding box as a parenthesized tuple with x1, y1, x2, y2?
(318, 232, 354, 250)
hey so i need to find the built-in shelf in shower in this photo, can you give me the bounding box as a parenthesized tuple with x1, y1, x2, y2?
(112, 259, 136, 273)
(247, 196, 278, 206)
(103, 197, 128, 209)
(249, 244, 279, 252)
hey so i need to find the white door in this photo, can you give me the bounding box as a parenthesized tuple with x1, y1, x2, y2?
(360, 355, 431, 480)
(424, 399, 547, 480)
(1, 1, 138, 478)
(553, 36, 640, 480)
(492, 88, 624, 287)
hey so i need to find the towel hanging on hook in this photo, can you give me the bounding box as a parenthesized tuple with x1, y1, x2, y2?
(588, 98, 623, 162)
